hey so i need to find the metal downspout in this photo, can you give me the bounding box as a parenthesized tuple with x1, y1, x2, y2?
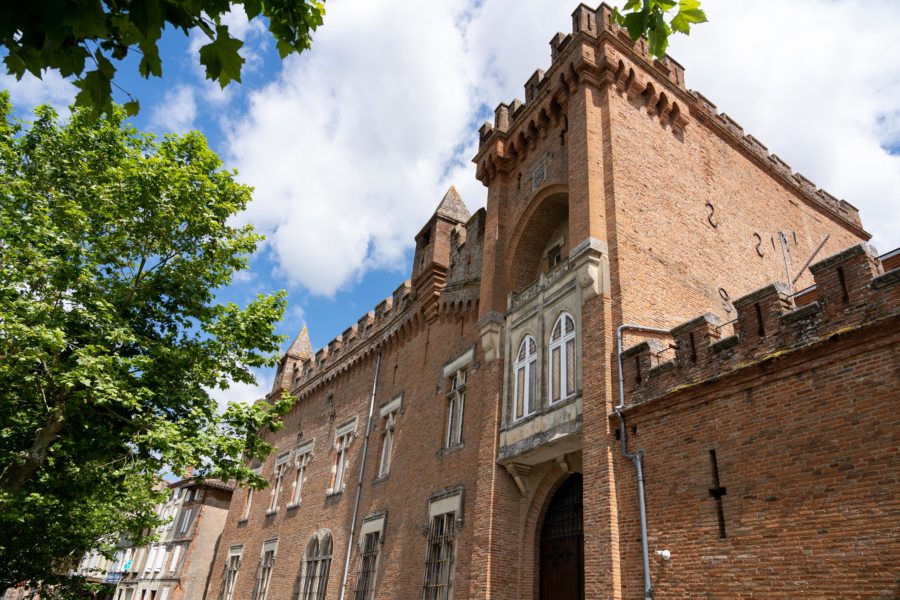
(615, 324, 669, 600)
(338, 348, 382, 600)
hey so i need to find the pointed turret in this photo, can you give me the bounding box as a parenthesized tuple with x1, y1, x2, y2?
(413, 187, 471, 322)
(286, 326, 313, 359)
(434, 186, 471, 223)
(271, 326, 312, 397)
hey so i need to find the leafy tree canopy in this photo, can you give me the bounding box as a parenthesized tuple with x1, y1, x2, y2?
(0, 0, 326, 116)
(0, 93, 292, 593)
(613, 0, 707, 58)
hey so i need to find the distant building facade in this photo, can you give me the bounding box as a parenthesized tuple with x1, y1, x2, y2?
(111, 478, 232, 600)
(204, 3, 899, 600)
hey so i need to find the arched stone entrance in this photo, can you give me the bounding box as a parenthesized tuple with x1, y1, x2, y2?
(539, 473, 584, 600)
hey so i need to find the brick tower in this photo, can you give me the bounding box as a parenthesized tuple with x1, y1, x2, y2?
(201, 4, 897, 600)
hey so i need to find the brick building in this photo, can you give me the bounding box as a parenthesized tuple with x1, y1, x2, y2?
(205, 3, 899, 599)
(113, 477, 233, 600)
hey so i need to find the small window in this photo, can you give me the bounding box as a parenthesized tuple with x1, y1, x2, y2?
(378, 396, 402, 477)
(353, 514, 385, 600)
(144, 547, 157, 572)
(547, 245, 562, 269)
(221, 545, 243, 600)
(513, 336, 537, 420)
(268, 452, 291, 513)
(549, 313, 577, 403)
(252, 539, 277, 600)
(299, 530, 333, 600)
(445, 370, 466, 448)
(153, 546, 166, 572)
(290, 441, 314, 506)
(168, 545, 182, 574)
(241, 466, 262, 521)
(178, 508, 194, 534)
(422, 494, 461, 600)
(331, 420, 357, 494)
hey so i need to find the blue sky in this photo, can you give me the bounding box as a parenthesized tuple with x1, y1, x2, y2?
(4, 0, 900, 405)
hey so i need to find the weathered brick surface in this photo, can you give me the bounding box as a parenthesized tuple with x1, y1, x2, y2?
(614, 247, 899, 598)
(205, 3, 897, 600)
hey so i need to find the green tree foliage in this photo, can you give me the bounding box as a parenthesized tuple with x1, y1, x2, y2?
(0, 93, 293, 592)
(0, 0, 326, 116)
(613, 0, 707, 58)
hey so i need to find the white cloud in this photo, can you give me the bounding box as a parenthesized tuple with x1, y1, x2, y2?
(0, 70, 75, 113)
(667, 0, 900, 252)
(225, 0, 900, 296)
(209, 372, 273, 414)
(150, 85, 198, 133)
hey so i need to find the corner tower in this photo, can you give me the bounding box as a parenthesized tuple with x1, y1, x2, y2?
(472, 4, 869, 599)
(413, 186, 472, 322)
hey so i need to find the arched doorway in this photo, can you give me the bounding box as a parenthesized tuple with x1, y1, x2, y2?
(539, 473, 584, 600)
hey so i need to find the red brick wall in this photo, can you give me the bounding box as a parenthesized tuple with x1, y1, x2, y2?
(602, 63, 866, 333)
(611, 246, 900, 598)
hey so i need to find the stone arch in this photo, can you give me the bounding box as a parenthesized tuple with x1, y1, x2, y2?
(504, 184, 569, 294)
(518, 467, 580, 600)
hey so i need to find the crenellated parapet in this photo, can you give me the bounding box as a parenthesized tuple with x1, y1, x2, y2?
(286, 280, 413, 395)
(279, 198, 485, 400)
(472, 2, 864, 234)
(620, 243, 898, 407)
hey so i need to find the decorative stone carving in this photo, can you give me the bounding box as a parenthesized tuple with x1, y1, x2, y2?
(504, 462, 533, 496)
(572, 237, 610, 302)
(477, 311, 504, 364)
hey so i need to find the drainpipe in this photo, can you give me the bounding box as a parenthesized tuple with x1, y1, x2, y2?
(338, 348, 382, 600)
(615, 324, 669, 600)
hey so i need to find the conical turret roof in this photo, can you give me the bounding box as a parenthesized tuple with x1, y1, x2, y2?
(286, 326, 313, 359)
(434, 186, 471, 223)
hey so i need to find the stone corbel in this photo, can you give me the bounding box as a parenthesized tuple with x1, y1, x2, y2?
(505, 463, 532, 497)
(572, 237, 611, 303)
(476, 311, 504, 364)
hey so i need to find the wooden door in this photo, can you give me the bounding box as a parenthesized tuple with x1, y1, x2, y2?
(539, 474, 584, 600)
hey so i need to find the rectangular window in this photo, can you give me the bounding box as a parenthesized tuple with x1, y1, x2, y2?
(179, 508, 193, 534)
(144, 547, 157, 572)
(445, 370, 466, 448)
(330, 419, 357, 494)
(378, 396, 402, 477)
(422, 494, 460, 600)
(241, 466, 262, 521)
(154, 546, 166, 572)
(353, 514, 385, 600)
(168, 545, 182, 574)
(159, 589, 170, 600)
(268, 451, 291, 513)
(290, 441, 313, 506)
(221, 546, 243, 600)
(252, 540, 277, 600)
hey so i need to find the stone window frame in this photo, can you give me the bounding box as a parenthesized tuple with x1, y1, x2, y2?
(422, 490, 463, 600)
(288, 440, 314, 508)
(298, 529, 333, 600)
(548, 311, 577, 404)
(267, 451, 291, 514)
(252, 538, 278, 600)
(353, 513, 387, 600)
(441, 347, 473, 450)
(239, 466, 262, 522)
(512, 334, 538, 421)
(329, 418, 358, 495)
(378, 395, 402, 478)
(220, 544, 244, 600)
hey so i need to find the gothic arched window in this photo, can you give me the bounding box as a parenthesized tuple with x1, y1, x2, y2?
(513, 336, 537, 420)
(549, 313, 576, 403)
(299, 530, 332, 600)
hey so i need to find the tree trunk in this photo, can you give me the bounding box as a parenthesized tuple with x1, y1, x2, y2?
(0, 402, 65, 495)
